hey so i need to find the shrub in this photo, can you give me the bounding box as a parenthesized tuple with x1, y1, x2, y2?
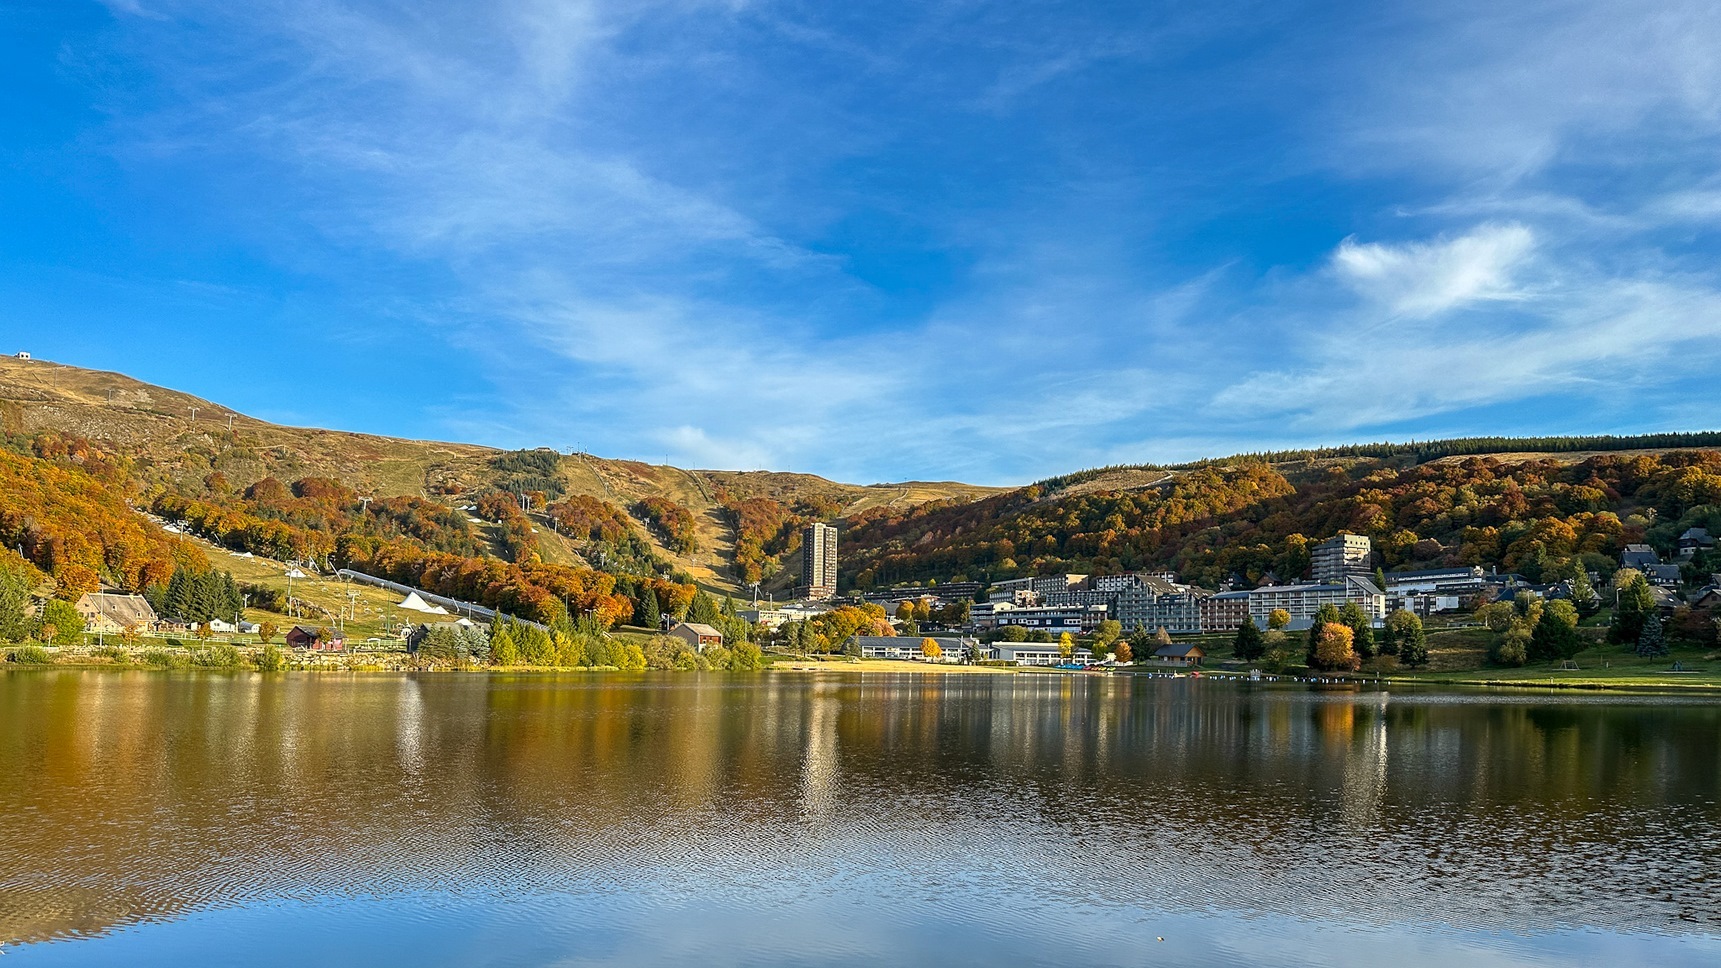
(731, 641, 764, 670)
(1490, 633, 1528, 667)
(255, 644, 288, 672)
(195, 643, 244, 669)
(93, 644, 131, 662)
(8, 644, 51, 664)
(142, 649, 188, 669)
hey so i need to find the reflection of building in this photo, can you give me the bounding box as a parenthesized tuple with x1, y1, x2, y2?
(1247, 575, 1385, 631)
(800, 523, 838, 600)
(1313, 533, 1373, 584)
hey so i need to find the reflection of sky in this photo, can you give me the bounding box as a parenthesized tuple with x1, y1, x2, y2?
(4, 674, 1720, 964)
(12, 892, 1717, 968)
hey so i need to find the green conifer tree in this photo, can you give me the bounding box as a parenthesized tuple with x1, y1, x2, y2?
(1636, 613, 1667, 657)
(1233, 615, 1265, 661)
(1339, 602, 1375, 659)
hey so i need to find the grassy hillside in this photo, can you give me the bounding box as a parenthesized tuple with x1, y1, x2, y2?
(0, 357, 1002, 590)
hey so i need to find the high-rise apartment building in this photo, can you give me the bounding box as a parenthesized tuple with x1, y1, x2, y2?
(801, 523, 838, 600)
(1312, 533, 1373, 585)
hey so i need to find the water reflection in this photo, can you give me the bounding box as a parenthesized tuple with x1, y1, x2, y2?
(0, 670, 1717, 965)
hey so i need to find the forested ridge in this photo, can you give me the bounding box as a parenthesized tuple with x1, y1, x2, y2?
(0, 431, 694, 630)
(844, 450, 1721, 591)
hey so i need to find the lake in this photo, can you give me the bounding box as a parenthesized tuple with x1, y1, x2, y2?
(0, 670, 1717, 966)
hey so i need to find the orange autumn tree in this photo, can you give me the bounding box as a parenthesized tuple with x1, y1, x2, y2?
(1311, 622, 1360, 672)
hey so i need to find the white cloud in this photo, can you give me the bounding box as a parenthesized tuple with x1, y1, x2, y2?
(98, 0, 167, 20)
(1331, 223, 1535, 319)
(1216, 256, 1721, 432)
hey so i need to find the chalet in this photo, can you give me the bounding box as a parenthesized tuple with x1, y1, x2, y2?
(1620, 544, 1662, 570)
(1678, 528, 1715, 559)
(1646, 585, 1683, 615)
(668, 622, 723, 653)
(285, 625, 344, 652)
(1644, 563, 1684, 588)
(1153, 643, 1206, 666)
(74, 592, 158, 634)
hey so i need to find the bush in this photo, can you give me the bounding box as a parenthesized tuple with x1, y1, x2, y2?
(7, 644, 51, 664)
(195, 643, 244, 669)
(142, 649, 188, 669)
(93, 644, 131, 662)
(1490, 634, 1528, 667)
(731, 641, 764, 670)
(255, 644, 288, 672)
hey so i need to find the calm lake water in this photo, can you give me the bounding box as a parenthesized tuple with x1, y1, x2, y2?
(1, 670, 1717, 967)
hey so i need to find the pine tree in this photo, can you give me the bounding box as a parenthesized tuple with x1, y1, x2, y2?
(163, 568, 190, 621)
(1636, 613, 1667, 657)
(1233, 615, 1265, 661)
(1610, 572, 1654, 644)
(0, 562, 33, 643)
(1530, 600, 1581, 661)
(689, 590, 718, 624)
(639, 591, 662, 630)
(1339, 602, 1375, 659)
(1397, 615, 1429, 667)
(489, 623, 520, 666)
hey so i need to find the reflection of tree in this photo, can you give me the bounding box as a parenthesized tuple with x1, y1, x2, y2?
(2, 674, 1719, 945)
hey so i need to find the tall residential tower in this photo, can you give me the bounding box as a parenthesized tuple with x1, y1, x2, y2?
(801, 522, 838, 600)
(1312, 533, 1373, 585)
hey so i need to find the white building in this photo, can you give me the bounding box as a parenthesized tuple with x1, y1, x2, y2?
(992, 642, 1095, 666)
(1247, 575, 1385, 631)
(975, 602, 1108, 634)
(848, 635, 978, 662)
(1312, 533, 1373, 585)
(1382, 566, 1486, 614)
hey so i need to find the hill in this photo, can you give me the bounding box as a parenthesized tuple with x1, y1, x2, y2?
(842, 446, 1721, 593)
(0, 357, 1002, 590)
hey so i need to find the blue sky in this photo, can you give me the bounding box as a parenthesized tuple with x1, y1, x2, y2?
(3, 1, 1720, 485)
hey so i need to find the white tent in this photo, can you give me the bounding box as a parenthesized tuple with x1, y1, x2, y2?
(398, 592, 450, 615)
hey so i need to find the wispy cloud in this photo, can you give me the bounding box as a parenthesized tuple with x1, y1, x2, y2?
(1331, 223, 1535, 319)
(39, 0, 1721, 484)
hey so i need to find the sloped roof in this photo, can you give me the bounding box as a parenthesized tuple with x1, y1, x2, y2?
(76, 592, 157, 627)
(673, 622, 723, 637)
(1154, 643, 1204, 657)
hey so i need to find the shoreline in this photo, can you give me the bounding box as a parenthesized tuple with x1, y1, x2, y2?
(7, 651, 1721, 691)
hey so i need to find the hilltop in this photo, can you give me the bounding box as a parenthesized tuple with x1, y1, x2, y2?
(0, 357, 1002, 589)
